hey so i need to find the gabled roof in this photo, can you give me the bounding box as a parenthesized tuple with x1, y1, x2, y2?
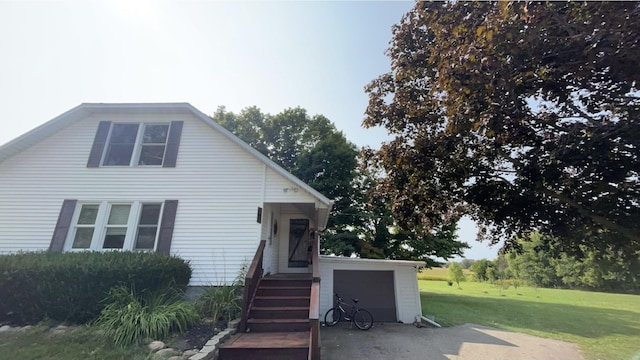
(0, 103, 334, 215)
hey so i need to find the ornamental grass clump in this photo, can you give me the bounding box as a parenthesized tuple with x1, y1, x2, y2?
(194, 265, 245, 325)
(95, 285, 199, 347)
(194, 283, 242, 324)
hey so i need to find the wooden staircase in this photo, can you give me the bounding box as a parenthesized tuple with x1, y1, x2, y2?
(219, 274, 313, 360)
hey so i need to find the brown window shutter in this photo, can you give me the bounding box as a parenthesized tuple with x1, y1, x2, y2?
(156, 200, 178, 255)
(163, 121, 183, 168)
(87, 121, 112, 167)
(49, 199, 77, 252)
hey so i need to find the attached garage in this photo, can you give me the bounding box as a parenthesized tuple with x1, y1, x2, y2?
(333, 270, 397, 321)
(318, 256, 423, 324)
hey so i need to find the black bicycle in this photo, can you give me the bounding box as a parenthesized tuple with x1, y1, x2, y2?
(324, 293, 374, 330)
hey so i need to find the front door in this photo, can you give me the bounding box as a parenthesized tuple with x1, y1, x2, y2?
(288, 218, 309, 268)
(278, 215, 310, 273)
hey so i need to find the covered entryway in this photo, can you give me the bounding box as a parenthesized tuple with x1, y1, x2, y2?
(333, 270, 397, 322)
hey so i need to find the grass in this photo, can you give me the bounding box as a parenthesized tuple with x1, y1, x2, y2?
(417, 266, 473, 281)
(0, 324, 150, 360)
(419, 279, 640, 360)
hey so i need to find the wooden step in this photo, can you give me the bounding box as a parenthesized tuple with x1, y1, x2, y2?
(264, 273, 312, 279)
(219, 331, 309, 360)
(256, 286, 311, 297)
(260, 278, 312, 288)
(253, 295, 310, 307)
(247, 318, 310, 332)
(250, 306, 309, 319)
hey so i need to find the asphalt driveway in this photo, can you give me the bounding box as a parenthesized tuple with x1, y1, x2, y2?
(321, 323, 582, 360)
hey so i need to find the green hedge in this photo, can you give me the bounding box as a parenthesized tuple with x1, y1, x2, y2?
(0, 251, 192, 325)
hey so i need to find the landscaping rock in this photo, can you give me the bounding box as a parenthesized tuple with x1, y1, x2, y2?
(0, 325, 13, 332)
(182, 349, 199, 357)
(148, 340, 166, 352)
(227, 318, 240, 333)
(153, 348, 180, 359)
(204, 338, 219, 348)
(51, 325, 72, 335)
(167, 356, 187, 360)
(18, 325, 34, 332)
(188, 353, 210, 360)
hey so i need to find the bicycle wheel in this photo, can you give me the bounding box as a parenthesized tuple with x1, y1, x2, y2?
(353, 309, 373, 330)
(324, 307, 342, 326)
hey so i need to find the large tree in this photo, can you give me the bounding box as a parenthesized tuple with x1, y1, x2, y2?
(213, 106, 467, 263)
(364, 1, 640, 262)
(355, 165, 468, 266)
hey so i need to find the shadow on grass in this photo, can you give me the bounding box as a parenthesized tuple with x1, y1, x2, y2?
(422, 292, 639, 340)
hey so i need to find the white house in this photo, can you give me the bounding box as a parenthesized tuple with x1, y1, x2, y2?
(0, 103, 422, 323)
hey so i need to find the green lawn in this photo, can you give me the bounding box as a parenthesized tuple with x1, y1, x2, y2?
(0, 325, 150, 360)
(419, 280, 640, 360)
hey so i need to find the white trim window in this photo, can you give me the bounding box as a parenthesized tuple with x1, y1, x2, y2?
(102, 123, 170, 166)
(66, 201, 163, 251)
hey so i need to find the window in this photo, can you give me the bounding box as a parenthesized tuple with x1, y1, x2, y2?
(88, 121, 182, 168)
(71, 204, 99, 249)
(103, 204, 131, 248)
(135, 204, 162, 249)
(139, 125, 169, 165)
(67, 202, 163, 251)
(103, 124, 139, 165)
(102, 123, 170, 166)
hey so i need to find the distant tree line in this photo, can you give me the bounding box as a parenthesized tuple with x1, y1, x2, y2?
(463, 232, 639, 293)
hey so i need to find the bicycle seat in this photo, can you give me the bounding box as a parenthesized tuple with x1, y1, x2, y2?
(352, 298, 359, 303)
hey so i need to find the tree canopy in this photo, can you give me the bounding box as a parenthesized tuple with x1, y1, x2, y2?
(211, 106, 362, 256)
(212, 106, 468, 264)
(353, 164, 468, 266)
(364, 1, 640, 263)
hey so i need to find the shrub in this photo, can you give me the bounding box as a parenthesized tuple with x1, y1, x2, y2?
(95, 285, 199, 347)
(0, 251, 191, 325)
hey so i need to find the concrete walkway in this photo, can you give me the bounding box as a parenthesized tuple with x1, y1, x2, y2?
(321, 323, 582, 360)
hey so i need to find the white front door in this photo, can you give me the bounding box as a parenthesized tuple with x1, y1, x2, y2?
(278, 214, 311, 273)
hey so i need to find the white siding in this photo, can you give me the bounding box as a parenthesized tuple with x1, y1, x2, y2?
(260, 203, 276, 276)
(318, 256, 423, 323)
(268, 204, 281, 275)
(0, 112, 313, 286)
(264, 168, 318, 204)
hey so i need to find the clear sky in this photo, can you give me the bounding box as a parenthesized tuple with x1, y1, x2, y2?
(0, 0, 499, 260)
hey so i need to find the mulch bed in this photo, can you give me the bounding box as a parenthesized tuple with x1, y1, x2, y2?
(168, 320, 226, 352)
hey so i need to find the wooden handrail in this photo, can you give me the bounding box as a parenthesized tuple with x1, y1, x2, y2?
(312, 245, 320, 284)
(309, 281, 320, 360)
(308, 235, 321, 360)
(311, 231, 320, 282)
(240, 239, 266, 333)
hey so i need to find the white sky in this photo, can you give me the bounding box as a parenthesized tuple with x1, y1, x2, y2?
(0, 0, 499, 260)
